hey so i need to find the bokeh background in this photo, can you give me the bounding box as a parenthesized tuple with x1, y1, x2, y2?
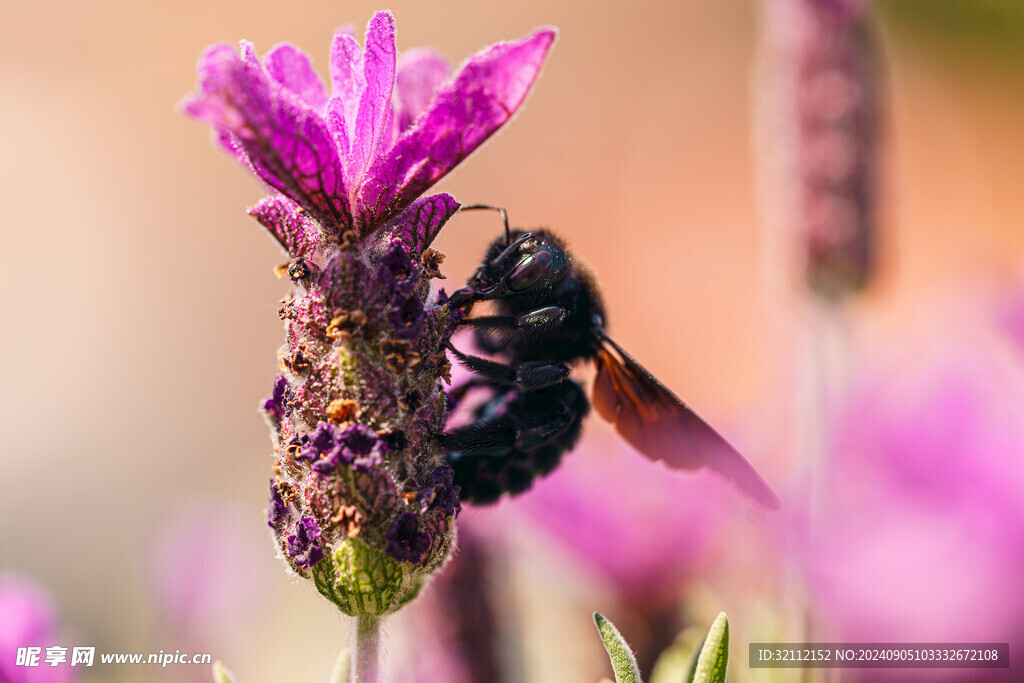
(2, 1, 1024, 681)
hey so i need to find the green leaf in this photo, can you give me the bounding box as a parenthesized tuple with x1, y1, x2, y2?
(329, 649, 352, 683)
(212, 660, 237, 683)
(594, 612, 643, 683)
(690, 612, 729, 683)
(683, 635, 705, 683)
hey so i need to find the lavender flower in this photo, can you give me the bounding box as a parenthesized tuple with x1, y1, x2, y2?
(183, 12, 555, 616)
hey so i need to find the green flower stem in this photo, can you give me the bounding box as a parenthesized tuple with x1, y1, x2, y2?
(353, 614, 382, 683)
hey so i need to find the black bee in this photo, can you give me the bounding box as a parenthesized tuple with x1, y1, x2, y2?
(441, 206, 780, 509)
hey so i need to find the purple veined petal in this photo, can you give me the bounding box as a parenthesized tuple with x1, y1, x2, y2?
(373, 192, 460, 252)
(395, 49, 451, 133)
(357, 27, 557, 226)
(215, 129, 251, 166)
(264, 43, 329, 111)
(325, 96, 351, 162)
(330, 28, 365, 137)
(381, 102, 398, 155)
(249, 194, 324, 256)
(182, 43, 245, 126)
(183, 41, 353, 230)
(348, 11, 397, 199)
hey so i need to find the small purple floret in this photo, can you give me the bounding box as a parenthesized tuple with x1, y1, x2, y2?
(300, 423, 342, 473)
(338, 423, 388, 469)
(385, 512, 432, 564)
(421, 466, 461, 516)
(262, 374, 291, 420)
(376, 242, 415, 283)
(389, 295, 425, 339)
(299, 422, 387, 474)
(286, 516, 325, 569)
(268, 479, 289, 529)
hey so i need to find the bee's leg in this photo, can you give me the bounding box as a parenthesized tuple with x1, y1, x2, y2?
(448, 344, 569, 391)
(441, 402, 574, 467)
(440, 415, 516, 458)
(460, 306, 567, 336)
(458, 315, 517, 330)
(443, 383, 586, 504)
(462, 306, 566, 354)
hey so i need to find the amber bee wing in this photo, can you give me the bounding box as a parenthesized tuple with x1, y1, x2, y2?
(592, 331, 781, 509)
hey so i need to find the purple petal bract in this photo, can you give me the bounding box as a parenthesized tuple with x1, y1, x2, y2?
(185, 14, 556, 238)
(264, 44, 329, 111)
(249, 195, 324, 256)
(357, 28, 556, 226)
(377, 192, 460, 252)
(184, 42, 352, 229)
(348, 11, 397, 199)
(395, 49, 451, 132)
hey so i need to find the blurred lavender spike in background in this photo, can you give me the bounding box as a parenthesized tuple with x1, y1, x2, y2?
(757, 0, 878, 301)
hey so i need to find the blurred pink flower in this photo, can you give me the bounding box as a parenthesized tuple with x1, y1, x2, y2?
(512, 432, 733, 604)
(392, 529, 505, 683)
(149, 503, 273, 633)
(506, 433, 755, 673)
(799, 315, 1024, 681)
(0, 576, 74, 683)
(996, 283, 1024, 357)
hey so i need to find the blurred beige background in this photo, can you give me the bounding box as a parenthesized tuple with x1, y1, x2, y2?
(2, 0, 1024, 681)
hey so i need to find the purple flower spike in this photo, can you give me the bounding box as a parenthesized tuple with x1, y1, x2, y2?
(184, 11, 556, 238)
(187, 12, 556, 617)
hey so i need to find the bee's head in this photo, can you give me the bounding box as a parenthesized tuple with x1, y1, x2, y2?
(473, 229, 570, 296)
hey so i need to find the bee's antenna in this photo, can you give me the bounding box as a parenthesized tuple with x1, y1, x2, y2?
(459, 204, 511, 246)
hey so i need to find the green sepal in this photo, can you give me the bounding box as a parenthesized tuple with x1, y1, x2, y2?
(689, 611, 729, 683)
(312, 537, 423, 616)
(594, 612, 643, 683)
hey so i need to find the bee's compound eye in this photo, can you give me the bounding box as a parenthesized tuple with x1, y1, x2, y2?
(506, 250, 553, 291)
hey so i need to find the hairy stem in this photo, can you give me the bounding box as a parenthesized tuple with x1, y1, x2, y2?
(353, 614, 382, 683)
